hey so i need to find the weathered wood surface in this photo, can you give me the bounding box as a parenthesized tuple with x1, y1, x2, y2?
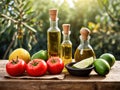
(0, 60, 120, 90)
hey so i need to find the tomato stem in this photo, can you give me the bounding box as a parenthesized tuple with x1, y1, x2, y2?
(51, 59, 56, 63)
(16, 56, 19, 62)
(11, 56, 19, 64)
(32, 60, 38, 66)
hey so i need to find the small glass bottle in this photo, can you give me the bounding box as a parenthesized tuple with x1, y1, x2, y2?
(74, 28, 96, 62)
(47, 9, 61, 58)
(61, 24, 72, 72)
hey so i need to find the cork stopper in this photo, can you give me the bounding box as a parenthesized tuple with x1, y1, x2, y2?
(49, 9, 58, 21)
(62, 24, 70, 34)
(80, 28, 90, 40)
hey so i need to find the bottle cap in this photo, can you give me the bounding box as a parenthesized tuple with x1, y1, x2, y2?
(62, 24, 70, 34)
(80, 27, 90, 40)
(49, 9, 58, 21)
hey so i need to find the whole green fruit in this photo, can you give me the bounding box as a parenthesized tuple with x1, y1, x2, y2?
(31, 50, 48, 61)
(100, 53, 116, 67)
(94, 59, 110, 76)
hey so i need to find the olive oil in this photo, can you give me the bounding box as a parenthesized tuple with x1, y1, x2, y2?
(47, 31, 61, 57)
(74, 49, 95, 62)
(61, 24, 72, 73)
(74, 28, 96, 62)
(47, 9, 61, 58)
(61, 44, 72, 64)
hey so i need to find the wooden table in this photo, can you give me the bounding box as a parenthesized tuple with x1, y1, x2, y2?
(0, 60, 120, 90)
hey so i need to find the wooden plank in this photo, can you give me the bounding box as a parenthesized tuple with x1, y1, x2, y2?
(0, 60, 120, 90)
(0, 80, 120, 90)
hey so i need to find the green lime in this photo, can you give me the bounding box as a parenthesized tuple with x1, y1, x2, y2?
(31, 50, 48, 61)
(100, 53, 116, 67)
(72, 57, 94, 69)
(94, 59, 110, 76)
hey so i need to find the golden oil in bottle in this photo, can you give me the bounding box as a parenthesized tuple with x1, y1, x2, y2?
(61, 44, 72, 63)
(47, 31, 61, 57)
(74, 28, 96, 62)
(47, 9, 61, 58)
(61, 24, 72, 73)
(74, 49, 95, 62)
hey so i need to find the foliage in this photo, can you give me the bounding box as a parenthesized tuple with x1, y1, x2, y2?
(0, 0, 120, 60)
(89, 0, 120, 59)
(97, 0, 120, 24)
(0, 0, 37, 59)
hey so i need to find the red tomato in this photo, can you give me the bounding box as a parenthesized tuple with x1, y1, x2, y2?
(6, 59, 26, 76)
(47, 57, 64, 74)
(26, 59, 47, 76)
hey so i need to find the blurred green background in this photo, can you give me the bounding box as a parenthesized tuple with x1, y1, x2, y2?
(0, 0, 120, 60)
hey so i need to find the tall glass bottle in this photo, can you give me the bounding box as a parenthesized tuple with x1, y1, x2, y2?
(47, 9, 61, 58)
(74, 28, 96, 62)
(61, 24, 72, 72)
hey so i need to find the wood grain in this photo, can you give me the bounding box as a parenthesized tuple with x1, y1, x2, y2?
(0, 60, 120, 90)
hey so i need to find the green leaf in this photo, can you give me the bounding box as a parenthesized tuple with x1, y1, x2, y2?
(13, 6, 20, 12)
(23, 1, 31, 11)
(16, 0, 20, 5)
(6, 0, 11, 4)
(103, 0, 109, 5)
(97, 0, 104, 9)
(22, 22, 37, 33)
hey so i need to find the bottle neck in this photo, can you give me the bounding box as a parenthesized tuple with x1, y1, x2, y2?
(62, 31, 71, 41)
(50, 18, 58, 28)
(80, 36, 90, 46)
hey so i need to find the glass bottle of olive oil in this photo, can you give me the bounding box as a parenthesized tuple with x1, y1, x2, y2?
(61, 24, 72, 72)
(47, 9, 61, 58)
(74, 28, 96, 62)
